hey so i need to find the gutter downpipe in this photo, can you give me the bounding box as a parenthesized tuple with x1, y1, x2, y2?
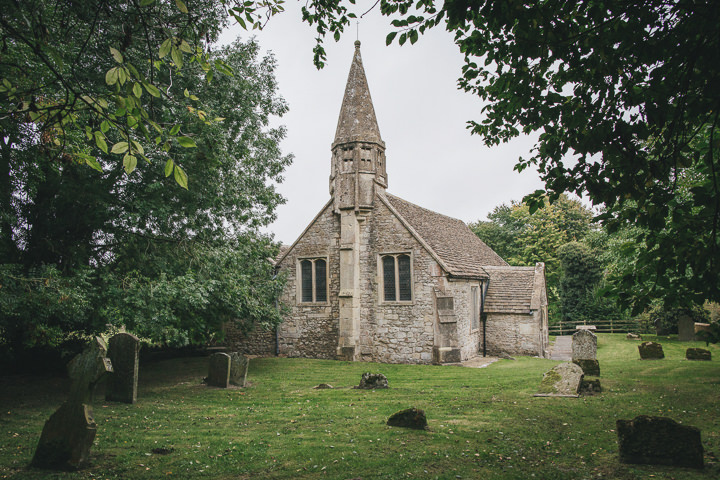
(480, 278, 489, 357)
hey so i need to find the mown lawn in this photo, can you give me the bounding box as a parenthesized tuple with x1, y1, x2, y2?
(1, 334, 718, 479)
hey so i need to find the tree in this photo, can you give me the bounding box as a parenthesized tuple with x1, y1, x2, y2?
(0, 0, 293, 185)
(470, 194, 593, 316)
(302, 0, 720, 311)
(0, 38, 289, 359)
(557, 241, 603, 326)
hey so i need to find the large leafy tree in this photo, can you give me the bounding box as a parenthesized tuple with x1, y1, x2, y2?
(0, 37, 290, 357)
(301, 0, 720, 311)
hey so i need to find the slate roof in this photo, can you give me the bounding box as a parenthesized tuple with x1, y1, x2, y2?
(383, 193, 508, 279)
(482, 266, 539, 314)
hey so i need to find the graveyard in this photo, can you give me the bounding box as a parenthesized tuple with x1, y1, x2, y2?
(1, 334, 718, 479)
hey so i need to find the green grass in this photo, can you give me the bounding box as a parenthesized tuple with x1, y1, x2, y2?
(1, 335, 718, 479)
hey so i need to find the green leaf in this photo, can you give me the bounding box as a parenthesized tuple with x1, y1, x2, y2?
(175, 0, 188, 14)
(386, 32, 398, 45)
(174, 164, 188, 189)
(159, 38, 172, 59)
(100, 120, 110, 133)
(123, 153, 138, 174)
(165, 159, 174, 177)
(110, 47, 123, 63)
(111, 141, 129, 154)
(177, 136, 197, 148)
(170, 124, 181, 135)
(132, 82, 142, 98)
(171, 47, 183, 68)
(131, 140, 145, 155)
(105, 67, 118, 85)
(117, 67, 127, 85)
(94, 132, 108, 153)
(179, 40, 193, 53)
(85, 156, 103, 172)
(144, 83, 161, 98)
(410, 30, 419, 45)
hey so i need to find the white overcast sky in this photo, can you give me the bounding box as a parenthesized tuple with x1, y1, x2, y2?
(218, 2, 544, 245)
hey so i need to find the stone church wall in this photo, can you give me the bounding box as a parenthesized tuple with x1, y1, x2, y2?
(276, 204, 340, 359)
(363, 200, 437, 364)
(484, 312, 542, 357)
(224, 323, 276, 356)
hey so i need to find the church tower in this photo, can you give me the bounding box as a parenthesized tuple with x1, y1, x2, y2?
(330, 40, 387, 212)
(333, 41, 385, 361)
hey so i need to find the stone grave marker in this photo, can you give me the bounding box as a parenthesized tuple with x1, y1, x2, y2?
(616, 415, 703, 468)
(572, 329, 599, 376)
(626, 333, 642, 340)
(32, 337, 113, 470)
(387, 408, 428, 430)
(534, 362, 583, 397)
(207, 352, 231, 388)
(638, 341, 664, 359)
(228, 352, 249, 387)
(677, 315, 697, 342)
(686, 348, 711, 361)
(356, 372, 388, 389)
(105, 333, 140, 404)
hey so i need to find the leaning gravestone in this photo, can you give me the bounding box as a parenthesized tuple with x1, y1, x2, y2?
(572, 329, 600, 376)
(207, 352, 231, 388)
(32, 337, 113, 470)
(387, 408, 428, 430)
(356, 372, 388, 389)
(105, 333, 140, 404)
(228, 352, 249, 387)
(534, 362, 583, 397)
(616, 415, 703, 468)
(686, 348, 712, 361)
(638, 341, 664, 359)
(677, 315, 697, 342)
(626, 332, 642, 340)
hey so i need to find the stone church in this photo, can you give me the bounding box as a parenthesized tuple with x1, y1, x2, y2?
(230, 42, 549, 364)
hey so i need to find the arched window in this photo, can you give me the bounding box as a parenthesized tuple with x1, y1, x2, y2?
(381, 253, 412, 302)
(299, 258, 328, 303)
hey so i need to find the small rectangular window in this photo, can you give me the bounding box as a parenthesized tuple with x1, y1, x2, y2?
(383, 256, 396, 301)
(398, 254, 411, 301)
(301, 260, 313, 303)
(381, 254, 412, 302)
(315, 259, 327, 302)
(299, 258, 328, 303)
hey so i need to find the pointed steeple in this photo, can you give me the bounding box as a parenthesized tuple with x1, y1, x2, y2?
(333, 41, 384, 148)
(330, 41, 387, 211)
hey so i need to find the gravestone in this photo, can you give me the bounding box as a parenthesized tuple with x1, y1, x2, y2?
(626, 333, 642, 340)
(579, 378, 602, 395)
(638, 341, 664, 359)
(105, 333, 140, 404)
(616, 415, 703, 469)
(534, 362, 583, 397)
(32, 337, 113, 470)
(356, 372, 388, 389)
(207, 353, 231, 388)
(677, 315, 697, 342)
(572, 329, 599, 376)
(228, 352, 249, 387)
(572, 329, 597, 360)
(387, 408, 428, 430)
(686, 348, 711, 361)
(314, 383, 334, 389)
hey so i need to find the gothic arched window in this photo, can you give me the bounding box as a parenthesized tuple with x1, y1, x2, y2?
(381, 253, 412, 302)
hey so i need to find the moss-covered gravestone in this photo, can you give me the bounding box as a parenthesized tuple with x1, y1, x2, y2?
(616, 415, 703, 469)
(32, 337, 113, 470)
(105, 333, 140, 404)
(638, 341, 664, 359)
(572, 330, 600, 376)
(534, 362, 583, 397)
(686, 348, 711, 361)
(387, 408, 428, 430)
(207, 352, 231, 388)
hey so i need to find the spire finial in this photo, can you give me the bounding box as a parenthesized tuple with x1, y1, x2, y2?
(355, 40, 361, 49)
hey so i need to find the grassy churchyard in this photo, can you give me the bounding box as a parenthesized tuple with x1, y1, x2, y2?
(1, 334, 718, 479)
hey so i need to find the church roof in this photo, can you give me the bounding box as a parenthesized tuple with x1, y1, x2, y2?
(333, 41, 384, 148)
(482, 264, 546, 313)
(382, 193, 508, 279)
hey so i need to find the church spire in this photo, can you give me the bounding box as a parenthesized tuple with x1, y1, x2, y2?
(333, 41, 384, 148)
(330, 41, 387, 211)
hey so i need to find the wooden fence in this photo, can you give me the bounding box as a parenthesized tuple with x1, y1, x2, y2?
(549, 318, 645, 336)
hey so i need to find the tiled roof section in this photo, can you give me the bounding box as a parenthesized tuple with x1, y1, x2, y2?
(482, 266, 537, 314)
(385, 193, 508, 278)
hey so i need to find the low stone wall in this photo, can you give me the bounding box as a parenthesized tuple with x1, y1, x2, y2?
(224, 322, 277, 356)
(484, 312, 542, 357)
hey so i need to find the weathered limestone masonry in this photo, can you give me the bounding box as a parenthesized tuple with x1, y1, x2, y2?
(277, 203, 340, 359)
(224, 322, 275, 356)
(232, 42, 550, 365)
